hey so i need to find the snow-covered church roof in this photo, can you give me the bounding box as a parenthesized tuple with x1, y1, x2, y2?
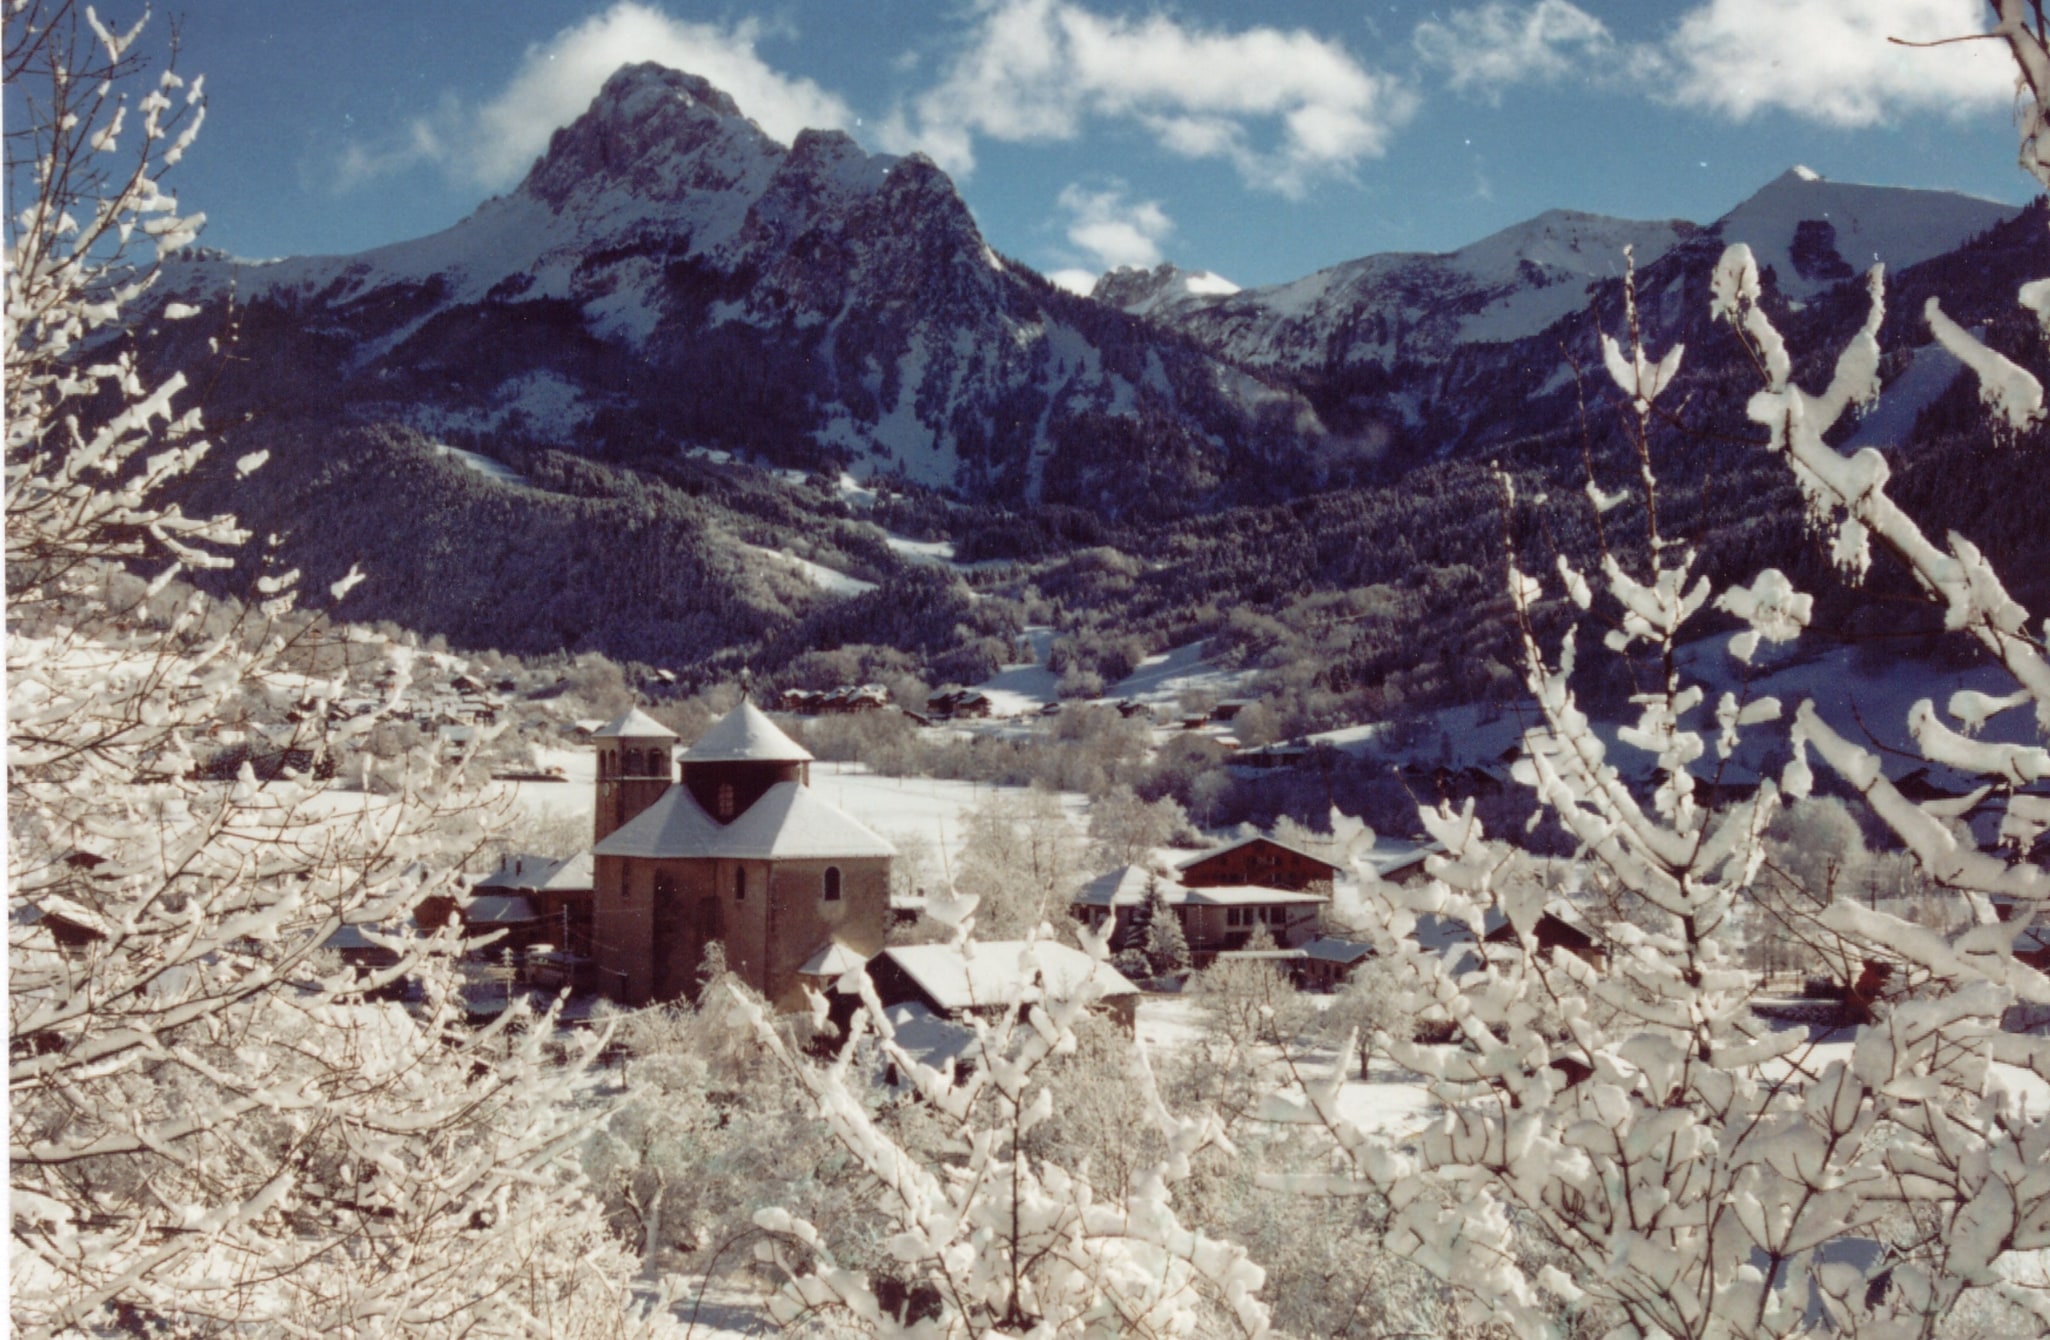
(594, 708, 677, 739)
(591, 781, 892, 861)
(681, 700, 812, 763)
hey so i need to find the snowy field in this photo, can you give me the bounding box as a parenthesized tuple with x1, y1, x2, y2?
(739, 542, 878, 597)
(969, 631, 1261, 722)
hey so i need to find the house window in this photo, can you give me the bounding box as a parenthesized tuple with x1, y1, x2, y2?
(1227, 907, 1242, 928)
(734, 866, 747, 902)
(716, 783, 736, 820)
(823, 866, 842, 902)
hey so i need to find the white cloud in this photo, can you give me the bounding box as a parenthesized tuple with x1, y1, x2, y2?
(883, 0, 1415, 197)
(1047, 268, 1100, 295)
(1413, 0, 1616, 103)
(1413, 0, 2010, 128)
(338, 2, 851, 192)
(1057, 183, 1174, 271)
(1658, 0, 2012, 126)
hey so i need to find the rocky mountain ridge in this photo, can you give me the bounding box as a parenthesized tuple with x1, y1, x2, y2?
(130, 63, 2048, 688)
(154, 64, 1319, 521)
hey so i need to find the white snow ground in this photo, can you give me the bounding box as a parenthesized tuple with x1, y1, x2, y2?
(739, 543, 878, 597)
(431, 442, 532, 488)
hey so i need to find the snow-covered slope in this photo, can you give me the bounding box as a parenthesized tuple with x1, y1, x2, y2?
(1713, 166, 2015, 300)
(1089, 168, 2025, 465)
(1096, 209, 1697, 371)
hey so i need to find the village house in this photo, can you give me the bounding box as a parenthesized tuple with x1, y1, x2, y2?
(866, 941, 1140, 1031)
(419, 851, 598, 967)
(1178, 835, 1342, 894)
(1072, 862, 1329, 965)
(588, 702, 895, 1012)
(1297, 935, 1375, 990)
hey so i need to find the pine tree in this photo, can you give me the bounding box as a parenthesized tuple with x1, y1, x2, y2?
(1142, 879, 1192, 977)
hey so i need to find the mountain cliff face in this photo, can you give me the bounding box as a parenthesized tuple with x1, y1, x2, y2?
(154, 65, 1319, 520)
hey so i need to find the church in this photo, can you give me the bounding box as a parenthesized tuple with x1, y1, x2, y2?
(587, 701, 894, 1011)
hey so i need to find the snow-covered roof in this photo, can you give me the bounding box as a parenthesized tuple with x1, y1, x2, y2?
(717, 783, 894, 859)
(798, 941, 871, 977)
(591, 781, 893, 860)
(880, 941, 1137, 1013)
(1301, 936, 1375, 966)
(536, 850, 594, 891)
(323, 923, 393, 953)
(681, 700, 812, 763)
(473, 850, 594, 894)
(1071, 865, 1326, 908)
(1073, 864, 1160, 907)
(1179, 884, 1327, 907)
(594, 708, 678, 739)
(1177, 835, 1343, 875)
(590, 786, 722, 859)
(466, 894, 539, 924)
(1360, 841, 1441, 881)
(881, 1002, 976, 1069)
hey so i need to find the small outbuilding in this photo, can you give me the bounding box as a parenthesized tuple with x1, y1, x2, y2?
(868, 941, 1140, 1031)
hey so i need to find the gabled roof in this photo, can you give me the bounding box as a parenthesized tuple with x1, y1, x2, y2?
(594, 708, 678, 740)
(1301, 936, 1375, 966)
(880, 941, 1136, 1013)
(591, 781, 893, 860)
(682, 700, 812, 763)
(466, 894, 539, 924)
(473, 850, 594, 894)
(1178, 835, 1344, 875)
(535, 850, 593, 891)
(1073, 864, 1159, 907)
(1072, 865, 1327, 908)
(798, 941, 871, 977)
(1178, 884, 1327, 907)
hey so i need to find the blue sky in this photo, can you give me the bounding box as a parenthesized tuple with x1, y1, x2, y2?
(121, 1, 2035, 289)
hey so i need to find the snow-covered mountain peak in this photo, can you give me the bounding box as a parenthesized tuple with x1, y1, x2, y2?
(1715, 169, 2018, 296)
(1447, 208, 1692, 284)
(1090, 263, 1241, 317)
(521, 62, 784, 215)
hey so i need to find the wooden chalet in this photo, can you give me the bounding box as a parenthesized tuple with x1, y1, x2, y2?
(1480, 903, 1609, 972)
(1178, 836, 1342, 894)
(1073, 863, 1329, 965)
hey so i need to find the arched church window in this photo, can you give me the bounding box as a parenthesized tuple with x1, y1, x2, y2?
(716, 783, 736, 820)
(823, 866, 842, 902)
(625, 748, 643, 777)
(734, 866, 747, 902)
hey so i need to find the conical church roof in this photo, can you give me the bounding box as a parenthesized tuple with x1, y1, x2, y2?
(594, 708, 678, 739)
(681, 700, 813, 763)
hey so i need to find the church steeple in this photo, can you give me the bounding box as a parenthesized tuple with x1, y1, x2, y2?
(592, 709, 678, 844)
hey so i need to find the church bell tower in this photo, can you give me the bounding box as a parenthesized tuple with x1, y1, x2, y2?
(592, 709, 678, 845)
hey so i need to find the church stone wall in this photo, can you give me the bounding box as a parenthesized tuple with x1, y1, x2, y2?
(593, 851, 888, 1009)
